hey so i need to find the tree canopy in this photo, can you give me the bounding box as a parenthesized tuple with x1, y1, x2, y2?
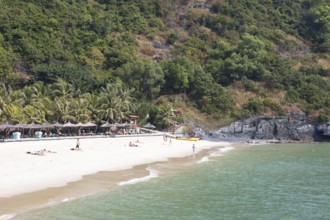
(0, 0, 330, 126)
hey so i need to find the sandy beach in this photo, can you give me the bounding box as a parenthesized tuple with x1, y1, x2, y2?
(0, 134, 230, 216)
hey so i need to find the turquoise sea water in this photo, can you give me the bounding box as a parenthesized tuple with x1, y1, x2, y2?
(11, 143, 330, 220)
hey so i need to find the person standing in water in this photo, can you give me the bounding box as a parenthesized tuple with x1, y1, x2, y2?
(192, 144, 196, 159)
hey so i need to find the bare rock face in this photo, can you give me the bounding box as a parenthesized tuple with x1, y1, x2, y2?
(317, 123, 330, 137)
(215, 112, 330, 142)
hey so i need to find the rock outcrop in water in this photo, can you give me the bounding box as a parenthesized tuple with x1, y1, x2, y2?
(213, 112, 330, 142)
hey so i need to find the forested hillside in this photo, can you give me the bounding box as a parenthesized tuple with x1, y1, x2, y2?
(0, 0, 329, 129)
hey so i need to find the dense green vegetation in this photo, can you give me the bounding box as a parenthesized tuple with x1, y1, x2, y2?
(0, 0, 329, 129)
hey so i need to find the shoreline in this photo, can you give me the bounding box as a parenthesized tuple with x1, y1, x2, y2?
(0, 135, 231, 216)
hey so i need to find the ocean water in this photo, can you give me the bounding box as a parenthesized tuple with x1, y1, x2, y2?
(10, 143, 330, 220)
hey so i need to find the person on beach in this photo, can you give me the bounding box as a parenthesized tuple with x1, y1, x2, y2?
(192, 144, 195, 153)
(76, 138, 80, 150)
(129, 141, 138, 147)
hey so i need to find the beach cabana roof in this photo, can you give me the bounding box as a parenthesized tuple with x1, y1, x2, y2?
(12, 122, 28, 128)
(75, 122, 85, 127)
(118, 122, 130, 128)
(53, 121, 63, 127)
(62, 122, 77, 127)
(83, 122, 97, 127)
(143, 122, 156, 129)
(101, 121, 112, 128)
(0, 122, 12, 129)
(41, 121, 54, 129)
(26, 122, 43, 129)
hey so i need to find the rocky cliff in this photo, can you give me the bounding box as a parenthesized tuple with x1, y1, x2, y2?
(213, 113, 330, 142)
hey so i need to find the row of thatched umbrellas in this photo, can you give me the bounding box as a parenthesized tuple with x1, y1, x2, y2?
(0, 121, 97, 130)
(0, 121, 156, 130)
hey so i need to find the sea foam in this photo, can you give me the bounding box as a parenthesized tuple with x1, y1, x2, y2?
(197, 156, 210, 164)
(0, 214, 16, 220)
(118, 168, 159, 186)
(219, 146, 234, 152)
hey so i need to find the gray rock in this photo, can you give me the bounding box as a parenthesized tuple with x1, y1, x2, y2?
(215, 113, 329, 142)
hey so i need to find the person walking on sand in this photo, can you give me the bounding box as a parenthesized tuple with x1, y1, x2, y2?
(76, 138, 80, 150)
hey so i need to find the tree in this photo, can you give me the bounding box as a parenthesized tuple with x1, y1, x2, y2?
(99, 80, 136, 122)
(304, 5, 330, 52)
(0, 104, 24, 123)
(50, 78, 74, 100)
(53, 97, 75, 123)
(222, 34, 267, 83)
(0, 45, 14, 79)
(115, 59, 165, 100)
(161, 56, 195, 94)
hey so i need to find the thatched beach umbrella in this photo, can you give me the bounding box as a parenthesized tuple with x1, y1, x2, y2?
(12, 122, 28, 129)
(118, 122, 130, 128)
(143, 122, 156, 129)
(101, 121, 112, 128)
(41, 121, 54, 129)
(75, 122, 85, 127)
(62, 122, 77, 127)
(0, 122, 12, 130)
(83, 122, 97, 127)
(26, 122, 43, 129)
(0, 122, 13, 139)
(53, 121, 63, 128)
(62, 122, 77, 135)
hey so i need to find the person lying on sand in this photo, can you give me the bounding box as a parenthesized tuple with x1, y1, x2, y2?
(26, 151, 45, 156)
(135, 140, 143, 144)
(129, 141, 138, 147)
(26, 148, 57, 156)
(71, 147, 82, 151)
(42, 149, 57, 153)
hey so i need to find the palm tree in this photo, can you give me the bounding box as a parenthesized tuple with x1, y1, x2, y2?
(53, 97, 75, 123)
(23, 105, 45, 123)
(154, 104, 176, 129)
(98, 82, 136, 122)
(0, 103, 25, 123)
(0, 83, 13, 109)
(71, 97, 90, 122)
(83, 93, 101, 123)
(51, 78, 74, 100)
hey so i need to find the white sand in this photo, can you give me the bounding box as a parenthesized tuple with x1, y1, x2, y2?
(0, 135, 229, 198)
